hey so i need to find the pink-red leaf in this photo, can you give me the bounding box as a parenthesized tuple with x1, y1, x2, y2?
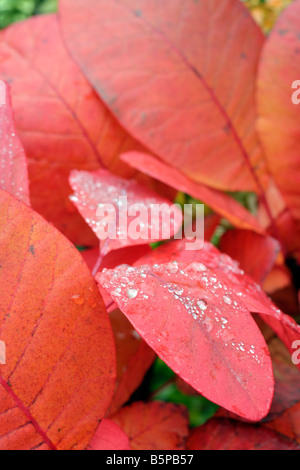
(220, 229, 280, 284)
(0, 189, 116, 450)
(0, 81, 29, 205)
(121, 152, 264, 234)
(69, 169, 182, 254)
(97, 251, 274, 421)
(135, 239, 300, 362)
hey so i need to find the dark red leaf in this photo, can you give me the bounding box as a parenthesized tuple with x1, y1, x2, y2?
(187, 418, 300, 450)
(111, 402, 189, 450)
(106, 308, 155, 416)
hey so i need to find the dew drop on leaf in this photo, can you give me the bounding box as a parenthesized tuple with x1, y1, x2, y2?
(197, 299, 208, 311)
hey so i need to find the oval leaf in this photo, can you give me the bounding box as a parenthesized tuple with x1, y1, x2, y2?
(0, 189, 116, 450)
(97, 255, 274, 421)
(60, 0, 266, 192)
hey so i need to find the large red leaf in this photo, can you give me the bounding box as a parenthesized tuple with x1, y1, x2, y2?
(135, 239, 300, 362)
(111, 402, 189, 450)
(59, 0, 267, 194)
(257, 0, 300, 257)
(0, 81, 29, 205)
(0, 14, 150, 245)
(106, 308, 155, 416)
(88, 419, 130, 450)
(121, 152, 264, 234)
(187, 418, 300, 450)
(97, 252, 274, 421)
(82, 245, 151, 306)
(69, 169, 183, 254)
(220, 229, 280, 284)
(0, 189, 116, 450)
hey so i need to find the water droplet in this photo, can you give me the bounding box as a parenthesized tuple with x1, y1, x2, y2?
(223, 295, 232, 305)
(127, 288, 138, 299)
(197, 299, 208, 311)
(71, 294, 85, 305)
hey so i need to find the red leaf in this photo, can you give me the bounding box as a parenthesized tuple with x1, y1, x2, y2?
(265, 402, 300, 444)
(97, 246, 274, 421)
(187, 418, 300, 450)
(216, 333, 300, 423)
(0, 14, 151, 245)
(69, 169, 183, 254)
(257, 0, 300, 257)
(121, 151, 264, 234)
(60, 0, 266, 193)
(220, 229, 280, 284)
(135, 239, 300, 362)
(111, 402, 189, 450)
(0, 81, 29, 205)
(107, 309, 155, 416)
(88, 419, 130, 450)
(0, 189, 116, 450)
(82, 245, 151, 308)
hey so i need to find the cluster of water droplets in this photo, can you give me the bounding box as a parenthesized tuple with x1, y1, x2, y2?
(100, 260, 264, 365)
(69, 171, 180, 241)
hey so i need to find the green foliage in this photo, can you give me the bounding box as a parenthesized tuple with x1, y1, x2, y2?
(0, 0, 57, 29)
(149, 358, 218, 427)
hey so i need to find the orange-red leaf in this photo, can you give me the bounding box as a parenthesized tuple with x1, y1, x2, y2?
(0, 14, 147, 245)
(0, 189, 116, 450)
(0, 81, 29, 205)
(60, 0, 267, 193)
(121, 152, 264, 234)
(111, 402, 189, 450)
(257, 0, 300, 257)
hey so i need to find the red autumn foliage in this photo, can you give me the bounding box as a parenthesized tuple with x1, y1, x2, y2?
(0, 0, 299, 451)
